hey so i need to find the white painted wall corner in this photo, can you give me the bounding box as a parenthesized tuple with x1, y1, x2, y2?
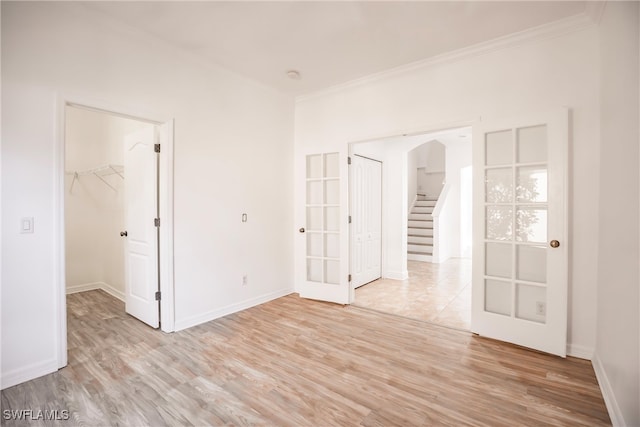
(592, 353, 625, 427)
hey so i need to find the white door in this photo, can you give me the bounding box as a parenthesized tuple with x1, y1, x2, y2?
(298, 152, 349, 304)
(472, 108, 568, 357)
(123, 127, 160, 328)
(350, 155, 382, 288)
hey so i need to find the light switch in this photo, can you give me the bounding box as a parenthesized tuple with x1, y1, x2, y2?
(21, 217, 34, 234)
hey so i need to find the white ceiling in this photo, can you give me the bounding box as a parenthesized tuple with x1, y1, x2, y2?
(86, 1, 587, 96)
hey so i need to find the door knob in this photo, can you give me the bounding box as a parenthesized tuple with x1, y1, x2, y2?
(120, 231, 128, 237)
(299, 228, 305, 233)
(550, 240, 560, 248)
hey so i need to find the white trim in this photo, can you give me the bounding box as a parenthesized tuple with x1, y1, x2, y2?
(66, 282, 125, 302)
(174, 288, 294, 332)
(296, 12, 595, 103)
(592, 353, 625, 426)
(566, 343, 594, 360)
(1, 359, 58, 391)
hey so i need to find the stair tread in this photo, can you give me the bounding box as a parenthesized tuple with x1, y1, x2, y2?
(408, 250, 433, 255)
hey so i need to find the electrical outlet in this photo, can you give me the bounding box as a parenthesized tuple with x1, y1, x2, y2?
(535, 301, 546, 316)
(242, 275, 248, 286)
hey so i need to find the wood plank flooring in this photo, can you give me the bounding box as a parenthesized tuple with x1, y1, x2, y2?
(1, 290, 610, 426)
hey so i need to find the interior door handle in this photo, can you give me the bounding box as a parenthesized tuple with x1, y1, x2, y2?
(299, 228, 305, 233)
(550, 240, 560, 248)
(120, 231, 128, 237)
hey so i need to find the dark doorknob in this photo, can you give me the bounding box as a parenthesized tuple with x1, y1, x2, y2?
(120, 231, 128, 237)
(550, 240, 560, 248)
(299, 227, 305, 233)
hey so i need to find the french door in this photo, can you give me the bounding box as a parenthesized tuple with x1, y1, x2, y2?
(472, 108, 568, 356)
(297, 152, 349, 304)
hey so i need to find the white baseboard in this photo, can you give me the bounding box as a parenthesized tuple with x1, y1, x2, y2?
(566, 343, 594, 360)
(1, 358, 58, 390)
(66, 282, 125, 302)
(592, 353, 625, 426)
(385, 270, 409, 280)
(174, 288, 294, 331)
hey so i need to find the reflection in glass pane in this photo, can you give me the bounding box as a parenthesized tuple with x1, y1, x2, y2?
(306, 207, 322, 231)
(325, 260, 340, 284)
(486, 206, 513, 241)
(516, 208, 547, 243)
(485, 279, 511, 316)
(306, 233, 322, 257)
(307, 180, 322, 205)
(517, 245, 546, 283)
(486, 242, 512, 278)
(325, 180, 339, 205)
(517, 166, 547, 203)
(486, 168, 513, 203)
(325, 207, 339, 231)
(324, 153, 340, 178)
(516, 283, 546, 323)
(307, 155, 322, 179)
(517, 125, 547, 163)
(486, 130, 513, 166)
(325, 233, 339, 258)
(307, 258, 322, 282)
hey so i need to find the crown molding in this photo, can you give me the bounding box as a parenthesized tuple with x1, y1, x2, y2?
(296, 11, 597, 104)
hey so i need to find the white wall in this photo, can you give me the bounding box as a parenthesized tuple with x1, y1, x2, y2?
(594, 2, 640, 426)
(407, 146, 418, 209)
(417, 141, 446, 200)
(1, 2, 294, 388)
(295, 22, 601, 355)
(65, 106, 152, 297)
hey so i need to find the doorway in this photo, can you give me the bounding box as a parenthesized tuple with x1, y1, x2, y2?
(349, 126, 473, 330)
(56, 100, 175, 369)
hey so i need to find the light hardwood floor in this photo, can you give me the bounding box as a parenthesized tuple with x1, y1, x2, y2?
(355, 259, 471, 330)
(1, 290, 610, 426)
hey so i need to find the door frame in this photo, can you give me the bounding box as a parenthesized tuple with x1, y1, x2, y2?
(54, 94, 175, 369)
(347, 118, 476, 304)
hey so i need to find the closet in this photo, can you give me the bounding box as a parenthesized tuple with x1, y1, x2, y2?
(65, 105, 153, 302)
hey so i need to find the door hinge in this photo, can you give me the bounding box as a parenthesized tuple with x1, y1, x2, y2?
(347, 156, 351, 165)
(155, 291, 161, 301)
(154, 218, 160, 227)
(348, 215, 352, 224)
(154, 143, 161, 153)
(348, 274, 352, 282)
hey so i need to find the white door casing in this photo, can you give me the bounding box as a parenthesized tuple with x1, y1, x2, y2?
(350, 155, 382, 288)
(297, 151, 350, 304)
(472, 108, 568, 357)
(124, 127, 160, 328)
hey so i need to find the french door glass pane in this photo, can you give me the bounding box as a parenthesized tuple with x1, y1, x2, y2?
(517, 166, 547, 202)
(484, 124, 549, 324)
(486, 130, 513, 166)
(485, 279, 511, 316)
(486, 168, 513, 203)
(517, 125, 547, 163)
(516, 245, 546, 283)
(516, 283, 546, 323)
(305, 153, 341, 286)
(486, 206, 513, 240)
(486, 242, 512, 278)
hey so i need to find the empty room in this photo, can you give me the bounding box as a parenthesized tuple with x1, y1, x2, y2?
(1, 1, 638, 426)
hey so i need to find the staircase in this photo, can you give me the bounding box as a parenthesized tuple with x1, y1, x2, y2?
(407, 195, 436, 262)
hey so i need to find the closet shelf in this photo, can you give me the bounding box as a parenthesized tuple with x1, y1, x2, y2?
(66, 164, 124, 193)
